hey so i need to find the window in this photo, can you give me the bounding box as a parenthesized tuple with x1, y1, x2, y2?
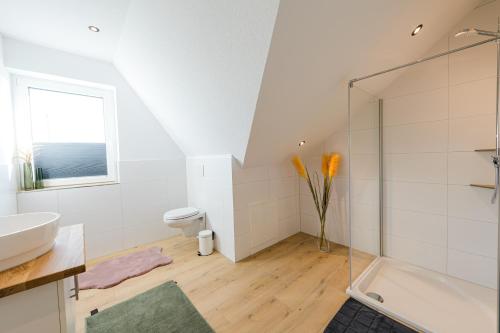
(13, 75, 119, 188)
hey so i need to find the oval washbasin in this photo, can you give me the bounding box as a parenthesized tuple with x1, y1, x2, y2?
(0, 212, 60, 272)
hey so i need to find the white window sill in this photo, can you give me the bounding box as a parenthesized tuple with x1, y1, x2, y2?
(17, 181, 120, 193)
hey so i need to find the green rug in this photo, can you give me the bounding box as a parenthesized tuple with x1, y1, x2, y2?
(86, 281, 214, 333)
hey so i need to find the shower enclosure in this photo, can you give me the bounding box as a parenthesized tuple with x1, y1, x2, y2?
(347, 33, 500, 332)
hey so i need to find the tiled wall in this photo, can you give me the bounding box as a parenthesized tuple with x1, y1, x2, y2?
(0, 35, 16, 216)
(379, 2, 499, 288)
(299, 2, 500, 289)
(232, 159, 300, 261)
(186, 155, 235, 261)
(17, 159, 187, 259)
(300, 88, 380, 256)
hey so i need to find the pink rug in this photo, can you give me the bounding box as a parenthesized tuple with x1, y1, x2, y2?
(78, 247, 173, 290)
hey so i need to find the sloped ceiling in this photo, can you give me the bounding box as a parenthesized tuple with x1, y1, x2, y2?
(0, 0, 483, 166)
(0, 0, 131, 61)
(113, 0, 280, 163)
(243, 0, 481, 166)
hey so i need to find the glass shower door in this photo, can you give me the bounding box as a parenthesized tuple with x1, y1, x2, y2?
(347, 85, 381, 287)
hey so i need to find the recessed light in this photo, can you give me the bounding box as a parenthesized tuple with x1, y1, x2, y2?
(298, 140, 306, 147)
(411, 24, 423, 36)
(88, 25, 100, 33)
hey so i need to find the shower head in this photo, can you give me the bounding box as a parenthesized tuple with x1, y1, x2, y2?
(455, 28, 500, 38)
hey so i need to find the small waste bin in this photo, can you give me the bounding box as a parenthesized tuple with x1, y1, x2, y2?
(198, 230, 213, 256)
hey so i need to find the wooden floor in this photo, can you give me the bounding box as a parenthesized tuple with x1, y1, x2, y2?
(76, 233, 373, 333)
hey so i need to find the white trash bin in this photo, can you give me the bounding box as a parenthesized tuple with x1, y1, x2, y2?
(198, 230, 213, 256)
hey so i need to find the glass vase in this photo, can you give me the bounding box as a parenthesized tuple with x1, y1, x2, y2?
(317, 216, 330, 253)
(23, 162, 34, 191)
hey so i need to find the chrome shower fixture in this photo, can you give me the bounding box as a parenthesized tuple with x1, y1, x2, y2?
(454, 28, 500, 38)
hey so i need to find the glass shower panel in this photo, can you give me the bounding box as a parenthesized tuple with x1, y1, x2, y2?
(348, 85, 381, 286)
(347, 38, 498, 332)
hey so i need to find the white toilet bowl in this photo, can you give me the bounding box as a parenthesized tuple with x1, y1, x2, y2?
(163, 207, 205, 237)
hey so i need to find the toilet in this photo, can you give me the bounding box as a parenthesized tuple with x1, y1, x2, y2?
(163, 207, 205, 237)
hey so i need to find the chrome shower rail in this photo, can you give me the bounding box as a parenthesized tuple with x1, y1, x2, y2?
(349, 36, 499, 85)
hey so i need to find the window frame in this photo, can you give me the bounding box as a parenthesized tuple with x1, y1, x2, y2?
(12, 75, 119, 189)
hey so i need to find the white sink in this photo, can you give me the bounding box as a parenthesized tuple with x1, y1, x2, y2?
(0, 212, 60, 272)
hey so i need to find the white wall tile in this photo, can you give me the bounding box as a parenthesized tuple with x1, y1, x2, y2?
(86, 229, 124, 259)
(17, 190, 58, 213)
(384, 181, 447, 215)
(384, 121, 448, 153)
(351, 179, 379, 206)
(268, 162, 297, 180)
(383, 88, 448, 127)
(58, 185, 122, 216)
(188, 155, 235, 261)
(351, 129, 379, 154)
(233, 208, 250, 238)
(233, 180, 269, 211)
(351, 153, 378, 180)
(300, 213, 319, 238)
(384, 208, 446, 247)
(277, 195, 298, 221)
(234, 234, 251, 261)
(450, 78, 496, 119)
(352, 227, 379, 256)
(329, 199, 348, 246)
(59, 209, 122, 234)
(249, 201, 279, 251)
(121, 180, 168, 227)
(278, 215, 300, 240)
(448, 152, 493, 185)
(448, 185, 497, 222)
(384, 153, 447, 184)
(269, 177, 297, 200)
(448, 217, 497, 258)
(449, 42, 497, 85)
(233, 164, 268, 184)
(351, 203, 379, 231)
(202, 155, 233, 179)
(350, 102, 379, 131)
(165, 159, 187, 209)
(300, 194, 316, 216)
(17, 159, 188, 260)
(447, 249, 496, 289)
(384, 235, 447, 273)
(381, 46, 448, 99)
(449, 114, 496, 151)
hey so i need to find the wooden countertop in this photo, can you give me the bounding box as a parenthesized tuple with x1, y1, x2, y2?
(0, 224, 86, 298)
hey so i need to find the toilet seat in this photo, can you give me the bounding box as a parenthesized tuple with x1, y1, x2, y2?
(164, 207, 199, 220)
(163, 207, 205, 237)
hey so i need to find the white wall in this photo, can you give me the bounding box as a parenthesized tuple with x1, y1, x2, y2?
(3, 37, 184, 162)
(244, 0, 479, 167)
(232, 159, 300, 261)
(186, 155, 235, 261)
(18, 160, 185, 259)
(3, 38, 187, 259)
(0, 35, 17, 215)
(114, 0, 280, 163)
(299, 88, 379, 256)
(377, 2, 499, 289)
(302, 2, 499, 289)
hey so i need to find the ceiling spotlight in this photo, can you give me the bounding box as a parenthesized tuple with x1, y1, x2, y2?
(298, 140, 306, 147)
(88, 25, 100, 32)
(411, 24, 423, 36)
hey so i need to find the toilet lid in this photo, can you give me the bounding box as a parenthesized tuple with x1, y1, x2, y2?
(164, 207, 199, 220)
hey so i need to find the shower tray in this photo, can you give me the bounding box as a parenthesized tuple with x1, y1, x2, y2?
(347, 257, 496, 333)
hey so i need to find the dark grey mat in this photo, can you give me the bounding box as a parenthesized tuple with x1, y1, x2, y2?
(324, 298, 417, 333)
